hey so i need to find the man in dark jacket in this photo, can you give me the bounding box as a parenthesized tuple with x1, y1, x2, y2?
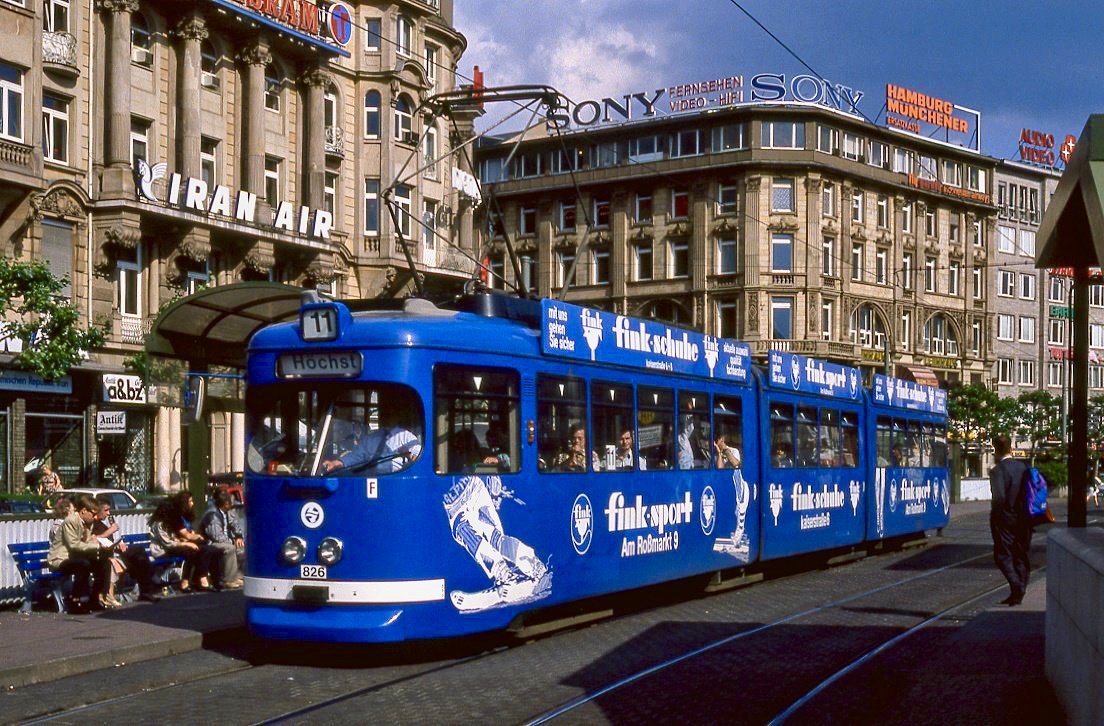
(989, 434, 1031, 605)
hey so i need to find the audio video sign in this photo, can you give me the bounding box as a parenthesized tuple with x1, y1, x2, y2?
(211, 0, 353, 56)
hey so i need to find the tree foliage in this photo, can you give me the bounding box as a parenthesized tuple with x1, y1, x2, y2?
(947, 383, 1015, 448)
(1015, 389, 1061, 460)
(0, 258, 107, 380)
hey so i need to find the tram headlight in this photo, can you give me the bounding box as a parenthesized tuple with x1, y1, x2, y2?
(318, 537, 344, 565)
(281, 536, 307, 565)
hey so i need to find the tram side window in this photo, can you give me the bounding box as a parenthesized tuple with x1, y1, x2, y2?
(891, 419, 907, 466)
(932, 425, 948, 468)
(917, 423, 932, 468)
(796, 406, 818, 468)
(537, 375, 590, 473)
(904, 421, 921, 467)
(769, 403, 795, 469)
(678, 391, 711, 469)
(841, 411, 859, 467)
(819, 409, 841, 467)
(433, 365, 520, 475)
(591, 380, 635, 472)
(637, 386, 675, 471)
(713, 396, 743, 469)
(876, 416, 893, 467)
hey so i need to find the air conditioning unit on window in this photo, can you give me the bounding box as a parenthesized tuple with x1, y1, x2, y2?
(200, 72, 220, 90)
(131, 46, 151, 65)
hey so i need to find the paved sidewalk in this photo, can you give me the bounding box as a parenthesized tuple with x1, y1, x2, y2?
(0, 589, 245, 689)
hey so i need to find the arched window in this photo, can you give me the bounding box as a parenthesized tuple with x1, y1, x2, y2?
(264, 64, 280, 111)
(200, 40, 219, 89)
(849, 303, 887, 350)
(131, 12, 152, 67)
(923, 314, 959, 356)
(364, 90, 380, 139)
(393, 94, 412, 143)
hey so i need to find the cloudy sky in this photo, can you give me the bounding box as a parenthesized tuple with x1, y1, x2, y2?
(454, 0, 1103, 160)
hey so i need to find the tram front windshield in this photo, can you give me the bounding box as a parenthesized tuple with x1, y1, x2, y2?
(245, 383, 424, 477)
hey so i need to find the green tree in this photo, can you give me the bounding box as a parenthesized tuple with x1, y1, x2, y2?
(948, 383, 1004, 447)
(1014, 389, 1060, 462)
(0, 258, 107, 380)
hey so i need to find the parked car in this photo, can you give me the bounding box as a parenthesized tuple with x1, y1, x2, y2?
(0, 494, 47, 514)
(46, 488, 138, 511)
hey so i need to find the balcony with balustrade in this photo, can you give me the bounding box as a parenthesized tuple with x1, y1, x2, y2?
(42, 31, 79, 77)
(324, 126, 344, 158)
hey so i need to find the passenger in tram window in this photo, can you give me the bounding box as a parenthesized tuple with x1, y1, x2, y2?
(553, 424, 600, 472)
(772, 442, 794, 468)
(481, 425, 512, 472)
(714, 434, 741, 468)
(841, 426, 859, 468)
(892, 443, 909, 467)
(612, 429, 634, 470)
(448, 429, 482, 473)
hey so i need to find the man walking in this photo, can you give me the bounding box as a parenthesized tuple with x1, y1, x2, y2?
(989, 434, 1031, 606)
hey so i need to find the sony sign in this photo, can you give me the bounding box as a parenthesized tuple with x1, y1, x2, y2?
(548, 72, 864, 130)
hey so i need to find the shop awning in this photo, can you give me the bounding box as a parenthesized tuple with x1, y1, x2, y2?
(147, 282, 306, 369)
(906, 365, 941, 388)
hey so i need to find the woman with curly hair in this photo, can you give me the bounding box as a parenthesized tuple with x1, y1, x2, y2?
(148, 491, 218, 592)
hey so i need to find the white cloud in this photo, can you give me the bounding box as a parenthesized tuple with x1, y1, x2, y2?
(538, 24, 662, 104)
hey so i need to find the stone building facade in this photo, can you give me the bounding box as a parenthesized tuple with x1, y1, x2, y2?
(0, 0, 475, 493)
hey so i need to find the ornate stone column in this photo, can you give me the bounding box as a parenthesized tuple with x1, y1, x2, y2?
(100, 0, 139, 197)
(236, 43, 271, 203)
(173, 13, 207, 181)
(300, 65, 331, 211)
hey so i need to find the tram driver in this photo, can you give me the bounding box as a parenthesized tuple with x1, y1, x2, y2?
(321, 406, 422, 475)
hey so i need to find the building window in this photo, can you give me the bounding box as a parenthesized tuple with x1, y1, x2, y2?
(363, 90, 381, 139)
(821, 300, 833, 340)
(559, 201, 576, 230)
(0, 63, 23, 141)
(997, 358, 1014, 385)
(923, 315, 958, 355)
(851, 188, 863, 223)
(116, 245, 142, 317)
(842, 132, 862, 160)
(717, 299, 738, 338)
(44, 0, 69, 32)
(363, 179, 379, 235)
(592, 248, 610, 285)
(997, 314, 1014, 341)
(394, 95, 413, 142)
(557, 251, 575, 288)
(590, 141, 619, 167)
(771, 297, 793, 339)
(424, 43, 438, 86)
(902, 253, 914, 290)
(423, 124, 438, 177)
(771, 178, 795, 212)
(264, 156, 281, 205)
(1092, 286, 1104, 307)
(628, 135, 662, 163)
(518, 206, 536, 236)
(901, 201, 913, 233)
(592, 197, 610, 228)
(1093, 366, 1104, 389)
(971, 320, 981, 355)
(948, 214, 959, 243)
(1021, 273, 1036, 300)
(942, 160, 961, 187)
(967, 166, 985, 192)
(1093, 324, 1104, 349)
(973, 267, 984, 299)
(925, 209, 936, 237)
(130, 119, 148, 168)
(1019, 360, 1036, 386)
(394, 184, 412, 237)
(876, 248, 888, 285)
(635, 194, 653, 224)
(894, 147, 913, 174)
(670, 240, 689, 278)
(876, 194, 889, 228)
(924, 256, 937, 292)
(365, 18, 381, 51)
(900, 311, 911, 351)
(718, 236, 738, 274)
(918, 155, 937, 181)
(1050, 275, 1065, 302)
(849, 304, 885, 350)
(822, 182, 835, 217)
(822, 237, 835, 276)
(868, 140, 887, 168)
(997, 225, 1015, 253)
(487, 254, 505, 290)
(514, 152, 542, 178)
(1019, 316, 1036, 343)
(671, 189, 689, 219)
(1049, 318, 1065, 346)
(200, 41, 219, 90)
(712, 123, 747, 151)
(1020, 229, 1036, 256)
(718, 184, 738, 215)
(851, 243, 863, 282)
(324, 172, 337, 217)
(131, 12, 152, 67)
(1047, 362, 1064, 388)
(264, 65, 280, 111)
(771, 233, 793, 273)
(670, 129, 701, 157)
(817, 125, 838, 154)
(200, 137, 218, 188)
(973, 220, 982, 247)
(634, 242, 652, 281)
(998, 270, 1016, 297)
(761, 120, 804, 149)
(396, 14, 413, 57)
(948, 261, 960, 296)
(41, 93, 68, 164)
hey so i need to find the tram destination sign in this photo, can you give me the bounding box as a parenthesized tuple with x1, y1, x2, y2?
(872, 374, 947, 415)
(768, 351, 861, 401)
(541, 300, 752, 383)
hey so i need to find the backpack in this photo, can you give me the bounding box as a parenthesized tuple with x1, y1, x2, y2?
(1022, 466, 1051, 521)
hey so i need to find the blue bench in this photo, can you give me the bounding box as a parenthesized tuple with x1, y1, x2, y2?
(8, 541, 68, 614)
(7, 536, 187, 613)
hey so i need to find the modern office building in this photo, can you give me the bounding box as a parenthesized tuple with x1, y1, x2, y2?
(0, 0, 475, 493)
(474, 98, 997, 391)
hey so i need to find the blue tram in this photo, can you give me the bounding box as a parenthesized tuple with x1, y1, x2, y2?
(241, 292, 948, 643)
